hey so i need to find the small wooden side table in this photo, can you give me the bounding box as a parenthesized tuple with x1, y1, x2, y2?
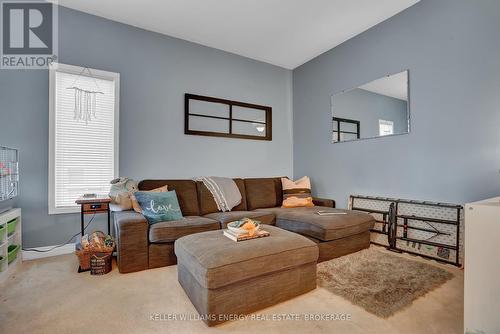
(75, 196, 112, 236)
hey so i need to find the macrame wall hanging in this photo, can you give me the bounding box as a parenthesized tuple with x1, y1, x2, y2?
(67, 67, 104, 125)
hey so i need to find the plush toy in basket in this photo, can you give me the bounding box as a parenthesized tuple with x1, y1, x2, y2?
(75, 231, 115, 273)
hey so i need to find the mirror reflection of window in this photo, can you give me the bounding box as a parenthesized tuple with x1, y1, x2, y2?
(379, 119, 394, 136)
(332, 117, 360, 142)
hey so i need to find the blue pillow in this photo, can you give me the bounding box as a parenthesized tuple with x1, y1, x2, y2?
(133, 190, 183, 224)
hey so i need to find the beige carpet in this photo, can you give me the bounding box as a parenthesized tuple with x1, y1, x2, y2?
(318, 248, 454, 318)
(0, 246, 463, 334)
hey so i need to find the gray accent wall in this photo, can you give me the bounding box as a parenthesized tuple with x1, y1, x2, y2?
(0, 6, 292, 247)
(293, 0, 500, 208)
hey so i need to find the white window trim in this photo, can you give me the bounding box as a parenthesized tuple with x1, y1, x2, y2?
(48, 62, 120, 215)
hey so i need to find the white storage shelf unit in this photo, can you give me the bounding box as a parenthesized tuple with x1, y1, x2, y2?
(464, 197, 500, 334)
(0, 208, 22, 282)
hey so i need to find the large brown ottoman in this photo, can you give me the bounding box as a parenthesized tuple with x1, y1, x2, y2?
(174, 225, 318, 326)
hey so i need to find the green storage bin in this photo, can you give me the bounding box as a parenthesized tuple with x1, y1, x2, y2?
(7, 244, 19, 264)
(0, 224, 5, 240)
(0, 255, 5, 271)
(7, 218, 18, 236)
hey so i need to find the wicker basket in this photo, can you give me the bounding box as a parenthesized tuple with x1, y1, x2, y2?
(90, 252, 113, 275)
(75, 231, 114, 272)
(75, 245, 92, 271)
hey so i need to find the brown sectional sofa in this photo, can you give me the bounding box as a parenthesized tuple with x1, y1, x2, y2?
(114, 177, 375, 273)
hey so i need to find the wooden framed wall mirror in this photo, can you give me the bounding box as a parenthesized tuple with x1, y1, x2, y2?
(185, 94, 272, 141)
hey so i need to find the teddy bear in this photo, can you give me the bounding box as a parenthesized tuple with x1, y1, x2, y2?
(108, 177, 138, 211)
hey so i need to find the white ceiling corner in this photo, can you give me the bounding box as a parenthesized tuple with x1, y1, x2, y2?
(54, 0, 420, 69)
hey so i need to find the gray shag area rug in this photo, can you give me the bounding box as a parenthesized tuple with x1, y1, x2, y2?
(317, 247, 454, 318)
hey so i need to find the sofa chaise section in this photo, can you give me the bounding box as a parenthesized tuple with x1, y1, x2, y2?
(255, 207, 374, 241)
(255, 206, 375, 262)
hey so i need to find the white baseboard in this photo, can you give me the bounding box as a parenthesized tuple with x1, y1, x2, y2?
(22, 243, 76, 261)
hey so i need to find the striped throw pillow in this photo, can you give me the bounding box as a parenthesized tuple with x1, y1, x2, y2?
(281, 176, 315, 208)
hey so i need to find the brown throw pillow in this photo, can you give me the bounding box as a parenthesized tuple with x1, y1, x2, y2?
(281, 176, 314, 208)
(131, 185, 169, 213)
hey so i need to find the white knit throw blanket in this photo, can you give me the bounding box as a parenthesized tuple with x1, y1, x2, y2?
(195, 177, 242, 212)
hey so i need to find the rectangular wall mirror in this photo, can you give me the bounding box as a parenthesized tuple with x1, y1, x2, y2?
(331, 70, 410, 143)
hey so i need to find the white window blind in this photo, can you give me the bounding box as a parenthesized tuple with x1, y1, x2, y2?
(49, 63, 119, 214)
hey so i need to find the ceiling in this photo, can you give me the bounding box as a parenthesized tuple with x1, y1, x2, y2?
(359, 71, 408, 101)
(54, 0, 419, 69)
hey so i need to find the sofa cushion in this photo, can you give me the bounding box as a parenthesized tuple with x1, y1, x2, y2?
(131, 185, 168, 213)
(174, 225, 318, 289)
(203, 211, 275, 228)
(197, 178, 247, 215)
(244, 178, 282, 210)
(255, 207, 375, 242)
(139, 180, 200, 216)
(281, 176, 315, 208)
(149, 216, 220, 243)
(134, 190, 183, 224)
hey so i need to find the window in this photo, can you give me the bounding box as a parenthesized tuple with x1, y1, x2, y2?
(379, 120, 394, 136)
(332, 117, 360, 142)
(49, 63, 119, 214)
(185, 94, 272, 141)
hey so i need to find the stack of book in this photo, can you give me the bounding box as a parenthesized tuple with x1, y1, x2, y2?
(223, 229, 270, 242)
